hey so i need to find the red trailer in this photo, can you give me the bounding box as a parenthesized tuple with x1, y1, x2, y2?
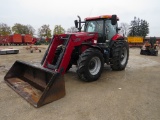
(0, 35, 2, 45)
(9, 34, 22, 45)
(0, 35, 10, 45)
(22, 34, 33, 44)
(3, 36, 9, 45)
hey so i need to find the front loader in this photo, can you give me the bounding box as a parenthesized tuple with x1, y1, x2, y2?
(4, 14, 129, 107)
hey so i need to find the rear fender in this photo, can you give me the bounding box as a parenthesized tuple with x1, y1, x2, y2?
(111, 34, 124, 41)
(110, 34, 125, 47)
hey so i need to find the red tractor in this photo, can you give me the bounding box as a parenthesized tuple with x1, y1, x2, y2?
(4, 15, 129, 107)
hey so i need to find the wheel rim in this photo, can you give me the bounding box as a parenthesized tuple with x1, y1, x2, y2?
(120, 47, 128, 65)
(88, 57, 101, 75)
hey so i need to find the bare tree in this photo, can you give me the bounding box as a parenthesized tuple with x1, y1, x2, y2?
(119, 22, 130, 37)
(53, 25, 65, 35)
(38, 24, 51, 38)
(0, 23, 11, 36)
(12, 23, 35, 35)
(66, 26, 77, 33)
(25, 25, 35, 35)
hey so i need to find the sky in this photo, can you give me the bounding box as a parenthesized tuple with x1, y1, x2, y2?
(0, 0, 159, 37)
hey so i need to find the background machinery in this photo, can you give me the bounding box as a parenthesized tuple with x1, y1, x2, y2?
(0, 34, 36, 45)
(4, 14, 129, 107)
(127, 36, 143, 47)
(140, 37, 159, 56)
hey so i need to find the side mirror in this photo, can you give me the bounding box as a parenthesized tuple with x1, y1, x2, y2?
(74, 15, 85, 32)
(74, 20, 78, 28)
(111, 15, 117, 25)
(116, 27, 121, 33)
(117, 27, 121, 31)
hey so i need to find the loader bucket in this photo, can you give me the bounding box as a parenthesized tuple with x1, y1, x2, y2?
(4, 60, 65, 108)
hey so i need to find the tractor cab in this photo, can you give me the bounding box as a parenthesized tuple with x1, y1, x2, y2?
(75, 15, 119, 43)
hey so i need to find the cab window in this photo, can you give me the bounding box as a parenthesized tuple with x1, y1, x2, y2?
(105, 20, 117, 40)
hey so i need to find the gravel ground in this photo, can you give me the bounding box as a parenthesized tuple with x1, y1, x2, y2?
(0, 45, 160, 120)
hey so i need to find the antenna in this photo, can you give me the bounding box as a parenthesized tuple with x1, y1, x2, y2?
(88, 8, 93, 17)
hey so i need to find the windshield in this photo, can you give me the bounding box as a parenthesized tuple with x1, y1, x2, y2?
(84, 19, 118, 42)
(85, 20, 103, 34)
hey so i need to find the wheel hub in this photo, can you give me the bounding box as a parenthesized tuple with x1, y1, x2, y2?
(88, 57, 101, 75)
(89, 61, 96, 70)
(120, 47, 127, 65)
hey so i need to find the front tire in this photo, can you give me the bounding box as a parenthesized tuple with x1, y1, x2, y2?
(110, 41, 129, 71)
(77, 48, 104, 82)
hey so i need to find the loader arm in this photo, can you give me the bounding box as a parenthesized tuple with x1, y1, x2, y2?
(42, 33, 98, 74)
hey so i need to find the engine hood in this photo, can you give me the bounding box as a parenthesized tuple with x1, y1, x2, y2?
(69, 32, 98, 37)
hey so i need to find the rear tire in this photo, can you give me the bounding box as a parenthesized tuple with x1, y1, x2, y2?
(110, 41, 129, 71)
(77, 48, 104, 82)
